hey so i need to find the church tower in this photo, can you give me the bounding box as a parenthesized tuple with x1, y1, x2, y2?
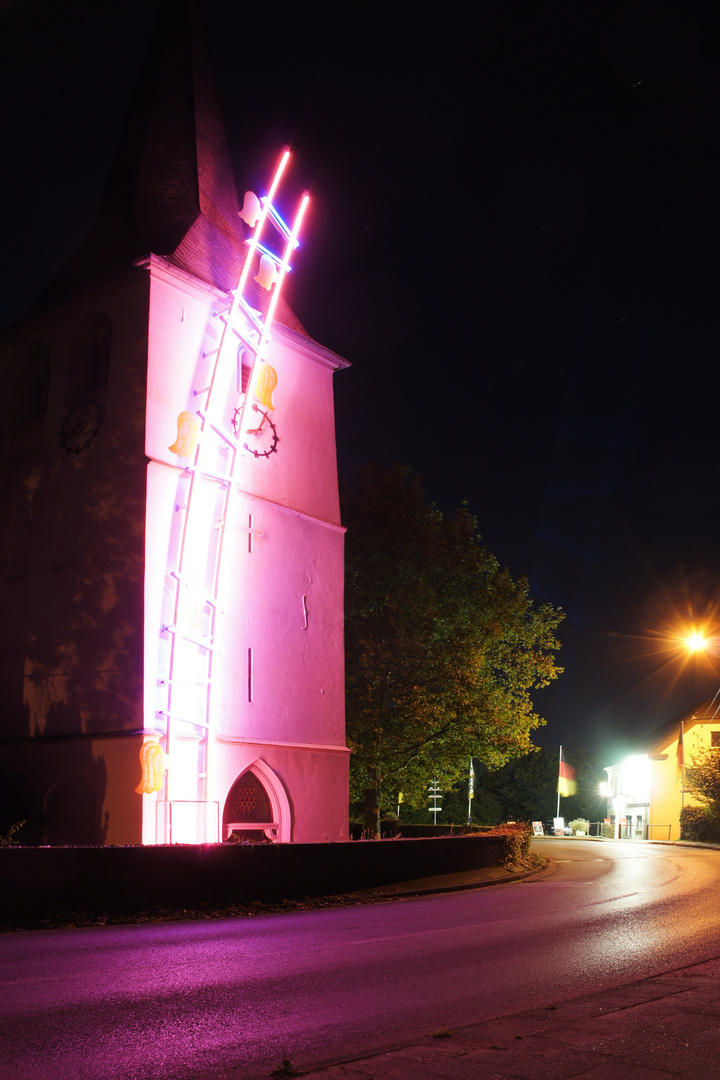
(0, 2, 349, 845)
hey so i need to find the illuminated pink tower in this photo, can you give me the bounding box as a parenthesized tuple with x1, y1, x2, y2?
(0, 3, 349, 844)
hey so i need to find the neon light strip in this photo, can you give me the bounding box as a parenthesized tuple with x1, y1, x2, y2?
(159, 150, 304, 843)
(264, 194, 309, 330)
(252, 240, 293, 270)
(160, 678, 212, 686)
(182, 464, 232, 484)
(159, 711, 212, 730)
(231, 296, 264, 336)
(163, 626, 214, 650)
(237, 193, 310, 439)
(235, 149, 290, 299)
(260, 197, 300, 244)
(195, 412, 238, 447)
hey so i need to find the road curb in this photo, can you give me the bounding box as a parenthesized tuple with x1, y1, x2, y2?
(339, 859, 551, 902)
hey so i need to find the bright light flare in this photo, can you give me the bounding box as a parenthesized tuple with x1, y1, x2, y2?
(684, 630, 707, 653)
(593, 573, 720, 717)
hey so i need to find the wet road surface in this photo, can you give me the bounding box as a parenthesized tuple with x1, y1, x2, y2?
(3, 840, 720, 1078)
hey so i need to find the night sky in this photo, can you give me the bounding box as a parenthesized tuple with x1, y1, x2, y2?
(2, 0, 719, 760)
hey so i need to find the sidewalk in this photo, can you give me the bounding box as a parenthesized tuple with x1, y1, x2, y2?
(301, 956, 720, 1078)
(295, 857, 720, 1079)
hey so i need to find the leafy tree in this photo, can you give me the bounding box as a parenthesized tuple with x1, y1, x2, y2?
(679, 804, 720, 843)
(680, 747, 720, 842)
(343, 466, 564, 833)
(685, 746, 720, 809)
(449, 749, 605, 828)
(472, 751, 559, 824)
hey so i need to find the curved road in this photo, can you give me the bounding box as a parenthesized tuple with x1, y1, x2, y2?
(3, 839, 720, 1079)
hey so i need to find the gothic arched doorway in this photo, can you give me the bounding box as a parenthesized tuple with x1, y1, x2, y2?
(222, 760, 291, 842)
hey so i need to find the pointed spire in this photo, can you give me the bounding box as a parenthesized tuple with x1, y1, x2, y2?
(37, 0, 307, 333)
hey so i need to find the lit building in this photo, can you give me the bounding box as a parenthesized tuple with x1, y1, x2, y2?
(0, 3, 350, 845)
(604, 699, 720, 840)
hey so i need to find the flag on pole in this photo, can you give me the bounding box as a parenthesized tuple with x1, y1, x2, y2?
(468, 760, 474, 800)
(558, 758, 577, 797)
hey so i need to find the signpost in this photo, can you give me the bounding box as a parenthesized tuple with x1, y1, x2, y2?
(428, 779, 442, 823)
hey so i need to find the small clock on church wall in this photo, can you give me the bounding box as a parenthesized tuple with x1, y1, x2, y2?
(231, 361, 279, 459)
(233, 401, 279, 458)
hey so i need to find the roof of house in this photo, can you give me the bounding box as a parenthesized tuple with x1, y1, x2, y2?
(33, 0, 307, 335)
(642, 696, 720, 758)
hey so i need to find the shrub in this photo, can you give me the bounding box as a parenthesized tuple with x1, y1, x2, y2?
(481, 822, 533, 866)
(568, 818, 589, 835)
(679, 805, 720, 843)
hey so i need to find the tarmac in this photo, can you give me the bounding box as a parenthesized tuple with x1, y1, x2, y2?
(294, 845, 720, 1079)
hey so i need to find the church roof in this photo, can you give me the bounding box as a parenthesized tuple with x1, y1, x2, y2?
(36, 0, 307, 335)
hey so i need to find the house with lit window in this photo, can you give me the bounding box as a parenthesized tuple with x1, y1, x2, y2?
(604, 698, 720, 840)
(0, 1, 349, 846)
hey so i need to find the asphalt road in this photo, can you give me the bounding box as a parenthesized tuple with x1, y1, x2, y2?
(3, 839, 720, 1079)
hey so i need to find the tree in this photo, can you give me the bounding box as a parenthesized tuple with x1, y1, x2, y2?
(472, 748, 607, 826)
(682, 747, 720, 842)
(343, 465, 564, 833)
(685, 746, 720, 809)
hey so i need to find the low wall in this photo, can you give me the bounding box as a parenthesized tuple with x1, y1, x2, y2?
(349, 824, 493, 840)
(0, 835, 506, 923)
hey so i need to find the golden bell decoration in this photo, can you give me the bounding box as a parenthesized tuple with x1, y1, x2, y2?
(135, 738, 167, 795)
(168, 411, 200, 459)
(254, 364, 278, 410)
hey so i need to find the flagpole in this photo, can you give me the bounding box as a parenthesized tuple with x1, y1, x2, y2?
(557, 745, 562, 818)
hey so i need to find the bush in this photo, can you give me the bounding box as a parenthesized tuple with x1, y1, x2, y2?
(679, 805, 720, 843)
(568, 818, 589, 835)
(480, 822, 533, 866)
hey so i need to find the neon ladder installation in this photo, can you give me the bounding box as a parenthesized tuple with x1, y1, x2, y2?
(156, 150, 308, 844)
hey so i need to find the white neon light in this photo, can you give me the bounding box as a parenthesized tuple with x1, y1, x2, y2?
(253, 240, 293, 270)
(264, 193, 309, 330)
(259, 197, 301, 245)
(237, 192, 309, 440)
(236, 149, 291, 298)
(158, 149, 307, 844)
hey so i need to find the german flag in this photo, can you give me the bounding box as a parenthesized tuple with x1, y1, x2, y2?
(558, 759, 577, 797)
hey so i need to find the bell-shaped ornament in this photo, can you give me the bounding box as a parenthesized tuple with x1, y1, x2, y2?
(239, 191, 262, 228)
(168, 411, 200, 459)
(135, 738, 166, 795)
(254, 253, 279, 291)
(254, 363, 278, 410)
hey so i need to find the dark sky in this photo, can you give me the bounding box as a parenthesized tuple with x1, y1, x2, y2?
(2, 0, 719, 759)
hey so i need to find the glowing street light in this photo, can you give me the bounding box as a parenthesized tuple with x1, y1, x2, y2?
(684, 629, 707, 653)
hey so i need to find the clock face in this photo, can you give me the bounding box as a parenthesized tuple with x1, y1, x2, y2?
(241, 402, 278, 458)
(230, 362, 280, 459)
(60, 399, 102, 454)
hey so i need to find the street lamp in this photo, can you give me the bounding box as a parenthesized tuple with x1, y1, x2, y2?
(684, 629, 707, 653)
